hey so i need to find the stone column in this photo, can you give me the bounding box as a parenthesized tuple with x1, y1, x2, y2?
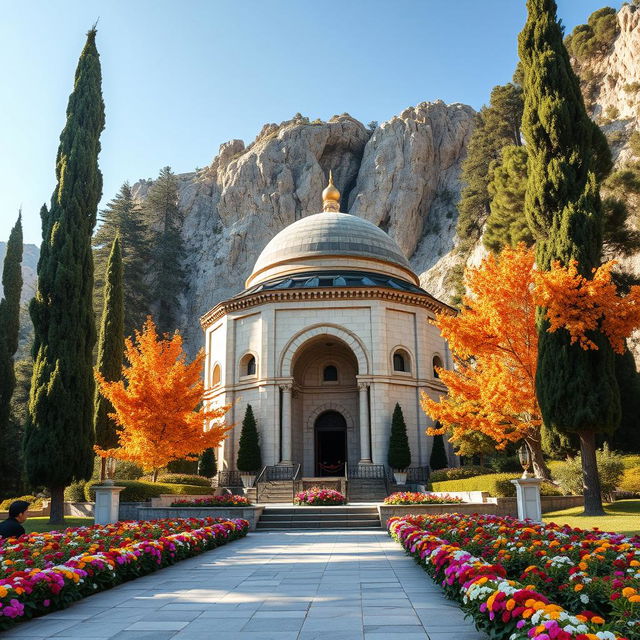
(358, 382, 372, 463)
(94, 481, 125, 525)
(510, 478, 543, 522)
(280, 383, 293, 464)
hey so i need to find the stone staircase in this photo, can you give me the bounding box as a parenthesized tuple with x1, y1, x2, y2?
(256, 480, 295, 504)
(347, 478, 388, 502)
(256, 505, 381, 530)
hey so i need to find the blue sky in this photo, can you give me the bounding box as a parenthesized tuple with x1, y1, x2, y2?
(0, 0, 624, 245)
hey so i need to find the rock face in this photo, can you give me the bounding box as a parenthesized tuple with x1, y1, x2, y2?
(133, 105, 476, 352)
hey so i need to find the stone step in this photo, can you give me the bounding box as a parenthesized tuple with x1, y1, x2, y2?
(262, 506, 378, 514)
(256, 519, 381, 530)
(260, 514, 380, 522)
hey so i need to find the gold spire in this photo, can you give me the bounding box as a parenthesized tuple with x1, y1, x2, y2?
(322, 170, 341, 212)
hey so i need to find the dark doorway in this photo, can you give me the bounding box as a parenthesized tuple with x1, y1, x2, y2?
(315, 411, 347, 476)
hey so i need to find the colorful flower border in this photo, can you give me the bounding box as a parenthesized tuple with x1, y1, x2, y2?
(170, 495, 252, 507)
(294, 488, 347, 506)
(0, 517, 248, 628)
(383, 492, 464, 505)
(388, 514, 639, 640)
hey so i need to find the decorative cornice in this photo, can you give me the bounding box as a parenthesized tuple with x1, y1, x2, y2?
(200, 286, 455, 329)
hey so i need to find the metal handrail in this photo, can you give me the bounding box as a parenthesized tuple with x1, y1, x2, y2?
(254, 465, 267, 486)
(292, 463, 301, 502)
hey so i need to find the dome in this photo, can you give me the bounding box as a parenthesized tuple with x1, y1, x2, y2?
(246, 211, 419, 288)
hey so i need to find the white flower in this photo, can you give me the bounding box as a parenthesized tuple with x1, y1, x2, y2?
(580, 594, 589, 604)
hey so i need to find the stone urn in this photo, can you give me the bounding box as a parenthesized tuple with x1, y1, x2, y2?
(240, 473, 256, 488)
(393, 470, 407, 485)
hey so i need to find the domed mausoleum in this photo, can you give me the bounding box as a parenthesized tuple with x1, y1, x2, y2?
(201, 174, 455, 489)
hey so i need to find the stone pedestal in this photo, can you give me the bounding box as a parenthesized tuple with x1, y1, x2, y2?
(94, 482, 125, 525)
(510, 478, 542, 522)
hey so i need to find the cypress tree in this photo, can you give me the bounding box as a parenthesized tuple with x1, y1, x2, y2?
(93, 182, 151, 336)
(0, 214, 24, 495)
(519, 0, 619, 515)
(198, 447, 217, 478)
(143, 167, 185, 334)
(237, 404, 262, 472)
(94, 237, 125, 481)
(429, 432, 448, 471)
(387, 403, 411, 471)
(610, 350, 640, 453)
(24, 29, 105, 524)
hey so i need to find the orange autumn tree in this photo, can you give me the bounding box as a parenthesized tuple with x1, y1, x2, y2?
(95, 317, 231, 480)
(420, 245, 550, 479)
(422, 244, 640, 479)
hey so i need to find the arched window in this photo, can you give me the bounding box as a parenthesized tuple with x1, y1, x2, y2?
(433, 355, 444, 379)
(212, 364, 221, 386)
(392, 349, 410, 373)
(323, 365, 338, 381)
(239, 353, 257, 377)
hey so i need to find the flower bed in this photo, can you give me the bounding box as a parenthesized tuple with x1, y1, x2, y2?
(0, 517, 248, 629)
(170, 495, 251, 507)
(388, 513, 640, 640)
(294, 488, 346, 506)
(383, 492, 464, 505)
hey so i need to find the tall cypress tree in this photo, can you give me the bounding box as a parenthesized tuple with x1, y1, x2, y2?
(0, 214, 24, 495)
(143, 167, 185, 334)
(94, 237, 124, 481)
(519, 0, 619, 515)
(237, 404, 262, 472)
(25, 29, 105, 524)
(93, 182, 150, 336)
(387, 403, 411, 471)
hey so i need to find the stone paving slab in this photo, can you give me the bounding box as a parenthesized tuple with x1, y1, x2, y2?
(6, 530, 486, 639)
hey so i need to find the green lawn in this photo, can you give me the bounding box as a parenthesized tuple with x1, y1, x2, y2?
(543, 499, 640, 536)
(23, 517, 94, 534)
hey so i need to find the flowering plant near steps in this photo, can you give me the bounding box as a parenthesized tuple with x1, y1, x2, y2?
(294, 488, 346, 506)
(0, 517, 248, 629)
(383, 492, 464, 505)
(171, 495, 251, 507)
(387, 513, 640, 640)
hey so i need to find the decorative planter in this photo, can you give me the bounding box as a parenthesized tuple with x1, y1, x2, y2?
(393, 471, 407, 485)
(240, 473, 256, 488)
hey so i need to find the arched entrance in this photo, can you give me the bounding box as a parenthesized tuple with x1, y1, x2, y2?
(315, 411, 347, 476)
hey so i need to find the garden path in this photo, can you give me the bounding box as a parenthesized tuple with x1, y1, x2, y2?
(5, 530, 485, 640)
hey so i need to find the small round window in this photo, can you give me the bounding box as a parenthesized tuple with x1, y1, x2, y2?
(323, 365, 338, 381)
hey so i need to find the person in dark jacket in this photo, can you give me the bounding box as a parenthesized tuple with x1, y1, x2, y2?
(0, 500, 30, 538)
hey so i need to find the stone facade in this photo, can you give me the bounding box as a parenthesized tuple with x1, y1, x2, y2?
(202, 191, 456, 476)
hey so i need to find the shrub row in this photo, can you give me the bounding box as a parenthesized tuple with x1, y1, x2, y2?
(139, 473, 212, 487)
(64, 480, 215, 503)
(429, 472, 563, 497)
(429, 465, 495, 482)
(0, 495, 43, 511)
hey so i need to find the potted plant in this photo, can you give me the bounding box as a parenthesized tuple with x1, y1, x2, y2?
(237, 404, 261, 487)
(388, 403, 411, 484)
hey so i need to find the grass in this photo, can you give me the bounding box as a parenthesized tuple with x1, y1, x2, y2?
(24, 517, 94, 534)
(543, 499, 640, 536)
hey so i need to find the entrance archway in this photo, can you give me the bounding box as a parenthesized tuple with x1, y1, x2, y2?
(315, 411, 347, 476)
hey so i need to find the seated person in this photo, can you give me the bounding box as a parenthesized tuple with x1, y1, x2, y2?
(0, 500, 30, 538)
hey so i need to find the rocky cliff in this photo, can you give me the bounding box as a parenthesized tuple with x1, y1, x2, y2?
(128, 5, 639, 355)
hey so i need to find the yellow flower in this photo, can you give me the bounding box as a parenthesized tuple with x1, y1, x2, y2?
(629, 595, 640, 603)
(0, 586, 7, 598)
(506, 599, 516, 611)
(622, 587, 637, 597)
(591, 616, 605, 624)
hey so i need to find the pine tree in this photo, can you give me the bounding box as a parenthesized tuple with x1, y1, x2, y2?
(93, 182, 151, 336)
(236, 404, 262, 472)
(94, 237, 125, 481)
(0, 214, 24, 495)
(519, 0, 619, 515)
(429, 431, 448, 471)
(24, 29, 105, 524)
(198, 447, 217, 478)
(143, 167, 185, 334)
(387, 403, 411, 470)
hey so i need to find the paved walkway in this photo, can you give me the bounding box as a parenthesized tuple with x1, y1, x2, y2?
(5, 530, 485, 640)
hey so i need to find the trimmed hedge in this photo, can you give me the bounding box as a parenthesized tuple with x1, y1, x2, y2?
(429, 473, 563, 497)
(619, 467, 640, 494)
(429, 466, 495, 482)
(84, 480, 215, 502)
(140, 473, 211, 487)
(0, 495, 43, 511)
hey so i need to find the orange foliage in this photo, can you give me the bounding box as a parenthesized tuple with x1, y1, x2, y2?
(421, 245, 540, 448)
(94, 317, 231, 472)
(533, 259, 640, 354)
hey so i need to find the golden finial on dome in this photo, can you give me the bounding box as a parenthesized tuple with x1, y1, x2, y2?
(322, 170, 341, 212)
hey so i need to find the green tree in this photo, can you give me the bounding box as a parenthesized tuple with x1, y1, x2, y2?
(429, 432, 448, 471)
(93, 182, 151, 336)
(94, 237, 125, 481)
(565, 7, 619, 60)
(236, 404, 262, 472)
(143, 167, 185, 334)
(519, 0, 619, 515)
(387, 403, 411, 470)
(484, 145, 532, 252)
(198, 447, 217, 478)
(0, 214, 24, 496)
(610, 350, 640, 452)
(24, 29, 105, 524)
